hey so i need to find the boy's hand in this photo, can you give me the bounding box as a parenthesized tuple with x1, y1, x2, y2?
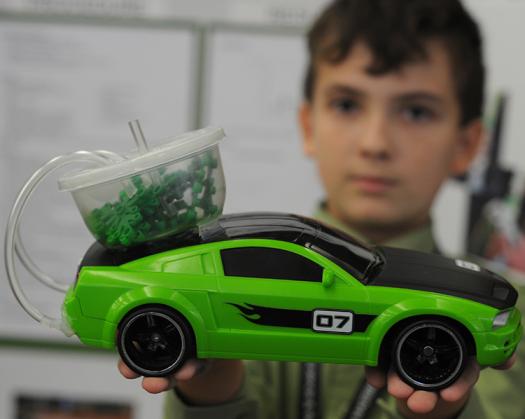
(365, 354, 516, 419)
(118, 358, 244, 405)
(118, 358, 209, 394)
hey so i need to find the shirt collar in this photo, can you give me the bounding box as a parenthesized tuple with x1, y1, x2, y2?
(313, 202, 440, 254)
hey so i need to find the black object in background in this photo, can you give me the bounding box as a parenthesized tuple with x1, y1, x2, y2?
(466, 93, 514, 254)
(16, 394, 132, 419)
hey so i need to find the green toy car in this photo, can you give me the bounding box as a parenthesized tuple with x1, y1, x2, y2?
(63, 212, 522, 390)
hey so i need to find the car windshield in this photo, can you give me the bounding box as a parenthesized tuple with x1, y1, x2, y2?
(309, 224, 381, 282)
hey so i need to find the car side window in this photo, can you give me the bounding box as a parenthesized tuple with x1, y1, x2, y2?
(220, 246, 322, 282)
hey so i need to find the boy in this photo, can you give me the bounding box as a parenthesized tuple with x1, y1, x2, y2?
(119, 0, 524, 417)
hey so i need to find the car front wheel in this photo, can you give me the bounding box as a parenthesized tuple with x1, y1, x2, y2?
(117, 306, 194, 377)
(393, 319, 467, 390)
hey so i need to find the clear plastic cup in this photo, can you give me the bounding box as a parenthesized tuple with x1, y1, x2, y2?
(58, 127, 226, 249)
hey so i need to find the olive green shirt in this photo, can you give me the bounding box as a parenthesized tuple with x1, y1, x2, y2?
(164, 207, 525, 419)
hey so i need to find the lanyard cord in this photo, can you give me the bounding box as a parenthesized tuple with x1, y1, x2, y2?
(298, 362, 322, 419)
(342, 378, 382, 419)
(298, 364, 382, 419)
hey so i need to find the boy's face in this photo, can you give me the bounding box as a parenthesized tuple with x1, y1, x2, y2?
(300, 41, 482, 240)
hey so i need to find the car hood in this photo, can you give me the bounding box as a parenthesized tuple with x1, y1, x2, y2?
(368, 246, 517, 310)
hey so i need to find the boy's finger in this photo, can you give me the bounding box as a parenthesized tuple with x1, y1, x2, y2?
(387, 370, 414, 399)
(118, 359, 139, 379)
(141, 360, 213, 393)
(406, 391, 439, 414)
(118, 358, 209, 394)
(142, 376, 174, 394)
(440, 358, 480, 403)
(173, 359, 209, 381)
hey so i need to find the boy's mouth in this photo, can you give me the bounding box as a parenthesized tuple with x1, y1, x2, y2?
(348, 175, 398, 194)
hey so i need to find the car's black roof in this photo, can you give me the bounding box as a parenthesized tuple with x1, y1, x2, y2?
(199, 212, 319, 243)
(79, 212, 374, 276)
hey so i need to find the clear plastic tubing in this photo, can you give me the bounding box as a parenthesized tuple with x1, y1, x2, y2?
(4, 150, 120, 335)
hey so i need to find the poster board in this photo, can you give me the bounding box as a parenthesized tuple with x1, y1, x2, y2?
(0, 17, 196, 340)
(204, 28, 324, 217)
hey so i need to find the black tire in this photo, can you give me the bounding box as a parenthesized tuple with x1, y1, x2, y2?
(392, 319, 467, 390)
(117, 306, 194, 377)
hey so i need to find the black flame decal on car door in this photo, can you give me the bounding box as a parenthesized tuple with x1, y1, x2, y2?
(228, 303, 376, 332)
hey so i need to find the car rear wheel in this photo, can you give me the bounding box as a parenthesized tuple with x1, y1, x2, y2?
(117, 306, 194, 377)
(393, 319, 467, 390)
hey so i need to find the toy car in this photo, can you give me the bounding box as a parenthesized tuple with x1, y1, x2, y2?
(63, 212, 522, 390)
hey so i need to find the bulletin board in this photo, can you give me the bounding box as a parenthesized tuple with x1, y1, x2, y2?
(203, 26, 324, 217)
(0, 16, 197, 340)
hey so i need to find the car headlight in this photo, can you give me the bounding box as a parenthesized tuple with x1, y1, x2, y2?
(493, 310, 512, 329)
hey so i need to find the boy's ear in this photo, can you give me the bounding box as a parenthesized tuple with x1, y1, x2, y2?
(450, 119, 484, 177)
(299, 101, 316, 157)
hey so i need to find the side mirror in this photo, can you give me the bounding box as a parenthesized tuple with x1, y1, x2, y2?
(322, 269, 335, 288)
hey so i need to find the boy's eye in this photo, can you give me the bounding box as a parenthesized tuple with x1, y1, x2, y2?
(331, 98, 359, 114)
(402, 104, 435, 122)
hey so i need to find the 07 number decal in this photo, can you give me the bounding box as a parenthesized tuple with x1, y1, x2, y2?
(312, 309, 353, 334)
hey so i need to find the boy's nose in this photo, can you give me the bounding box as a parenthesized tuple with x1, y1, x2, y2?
(358, 114, 392, 161)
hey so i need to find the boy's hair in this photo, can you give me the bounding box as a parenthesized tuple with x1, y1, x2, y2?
(304, 0, 485, 125)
